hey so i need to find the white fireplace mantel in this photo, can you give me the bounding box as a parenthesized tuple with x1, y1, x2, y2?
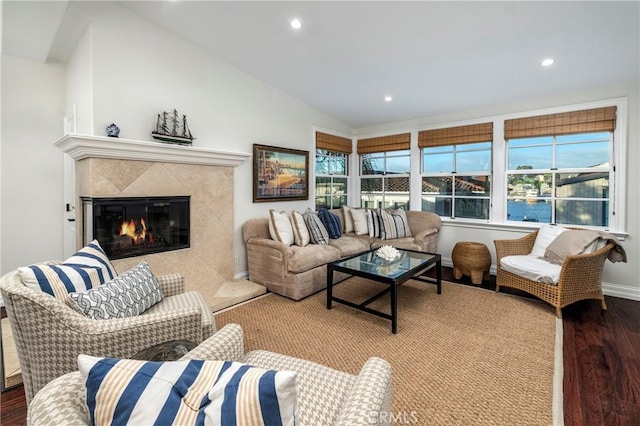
(55, 134, 251, 167)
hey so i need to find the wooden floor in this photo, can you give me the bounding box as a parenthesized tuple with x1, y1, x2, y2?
(2, 267, 639, 425)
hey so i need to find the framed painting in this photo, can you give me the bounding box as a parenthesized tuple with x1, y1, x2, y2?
(253, 144, 309, 202)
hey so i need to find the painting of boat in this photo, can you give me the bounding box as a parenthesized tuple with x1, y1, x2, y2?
(151, 109, 194, 145)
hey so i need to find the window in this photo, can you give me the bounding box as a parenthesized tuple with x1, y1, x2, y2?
(506, 132, 612, 226)
(315, 132, 352, 210)
(358, 133, 411, 209)
(360, 150, 411, 209)
(315, 149, 348, 209)
(504, 106, 617, 227)
(419, 123, 493, 220)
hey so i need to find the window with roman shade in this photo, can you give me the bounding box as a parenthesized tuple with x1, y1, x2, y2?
(315, 132, 352, 210)
(420, 123, 493, 220)
(358, 133, 411, 209)
(504, 106, 616, 227)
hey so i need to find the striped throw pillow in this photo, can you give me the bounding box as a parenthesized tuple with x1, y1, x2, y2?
(303, 208, 329, 245)
(18, 240, 117, 302)
(367, 209, 384, 238)
(68, 261, 163, 319)
(291, 210, 310, 247)
(78, 355, 298, 426)
(318, 208, 342, 239)
(390, 208, 412, 238)
(379, 209, 397, 240)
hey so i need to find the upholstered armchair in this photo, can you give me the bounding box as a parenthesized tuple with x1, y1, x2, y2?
(0, 269, 215, 404)
(494, 229, 616, 317)
(28, 323, 393, 426)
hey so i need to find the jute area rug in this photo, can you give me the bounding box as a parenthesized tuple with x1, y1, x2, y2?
(216, 279, 560, 425)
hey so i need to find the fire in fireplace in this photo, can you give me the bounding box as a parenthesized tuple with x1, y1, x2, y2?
(82, 196, 190, 260)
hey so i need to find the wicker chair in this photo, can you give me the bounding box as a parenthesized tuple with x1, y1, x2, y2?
(494, 229, 614, 317)
(28, 324, 393, 426)
(0, 269, 215, 404)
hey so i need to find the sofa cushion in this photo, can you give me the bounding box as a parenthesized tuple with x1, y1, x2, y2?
(329, 236, 371, 257)
(291, 210, 310, 247)
(500, 254, 562, 285)
(318, 208, 342, 239)
(68, 261, 163, 320)
(303, 209, 329, 245)
(288, 244, 341, 273)
(371, 238, 422, 252)
(18, 240, 117, 302)
(268, 209, 295, 246)
(77, 355, 297, 426)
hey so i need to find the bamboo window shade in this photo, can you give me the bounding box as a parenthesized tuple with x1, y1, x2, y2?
(418, 123, 493, 148)
(504, 106, 617, 139)
(357, 133, 411, 154)
(316, 132, 353, 154)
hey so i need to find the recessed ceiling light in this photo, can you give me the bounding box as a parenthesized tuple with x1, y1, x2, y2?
(384, 96, 393, 102)
(290, 19, 302, 30)
(541, 58, 555, 67)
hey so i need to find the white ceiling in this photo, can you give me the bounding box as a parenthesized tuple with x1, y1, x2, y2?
(3, 1, 640, 129)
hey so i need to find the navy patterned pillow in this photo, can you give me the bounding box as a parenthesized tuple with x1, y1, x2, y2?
(303, 209, 329, 245)
(318, 208, 342, 239)
(68, 261, 163, 319)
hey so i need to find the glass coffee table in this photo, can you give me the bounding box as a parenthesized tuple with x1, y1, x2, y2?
(327, 248, 441, 334)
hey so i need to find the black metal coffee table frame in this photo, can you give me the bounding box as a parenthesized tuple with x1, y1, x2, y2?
(327, 248, 441, 334)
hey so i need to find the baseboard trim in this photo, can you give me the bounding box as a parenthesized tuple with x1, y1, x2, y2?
(602, 282, 640, 301)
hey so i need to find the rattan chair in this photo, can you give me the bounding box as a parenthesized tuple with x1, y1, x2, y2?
(494, 229, 614, 317)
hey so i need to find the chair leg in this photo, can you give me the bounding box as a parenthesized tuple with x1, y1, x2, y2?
(601, 297, 607, 311)
(495, 283, 500, 293)
(555, 306, 562, 318)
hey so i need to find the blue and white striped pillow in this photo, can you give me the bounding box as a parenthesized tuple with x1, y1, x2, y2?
(318, 208, 342, 239)
(78, 355, 297, 426)
(18, 240, 117, 302)
(303, 209, 329, 245)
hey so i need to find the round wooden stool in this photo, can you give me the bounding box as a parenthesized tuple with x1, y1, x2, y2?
(452, 242, 491, 285)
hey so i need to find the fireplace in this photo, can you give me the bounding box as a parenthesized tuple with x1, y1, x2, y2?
(82, 196, 190, 260)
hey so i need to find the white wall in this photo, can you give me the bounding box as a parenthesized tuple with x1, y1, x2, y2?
(1, 55, 66, 272)
(354, 81, 640, 300)
(65, 2, 352, 276)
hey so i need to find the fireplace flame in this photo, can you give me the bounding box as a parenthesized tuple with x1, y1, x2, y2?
(119, 218, 153, 244)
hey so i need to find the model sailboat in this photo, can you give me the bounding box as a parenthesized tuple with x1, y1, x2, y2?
(151, 109, 194, 145)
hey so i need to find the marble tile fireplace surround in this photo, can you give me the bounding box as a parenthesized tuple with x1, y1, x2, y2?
(55, 134, 265, 311)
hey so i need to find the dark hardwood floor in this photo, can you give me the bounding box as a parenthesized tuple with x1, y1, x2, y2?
(2, 267, 639, 425)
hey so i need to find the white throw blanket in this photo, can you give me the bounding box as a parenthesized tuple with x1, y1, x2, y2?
(543, 230, 627, 265)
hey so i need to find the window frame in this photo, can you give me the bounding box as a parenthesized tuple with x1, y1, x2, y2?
(314, 148, 350, 210)
(421, 141, 492, 221)
(359, 150, 411, 209)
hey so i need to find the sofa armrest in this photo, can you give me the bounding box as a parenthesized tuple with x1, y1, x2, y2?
(246, 237, 293, 283)
(413, 227, 439, 252)
(156, 273, 185, 297)
(180, 323, 245, 362)
(336, 357, 392, 426)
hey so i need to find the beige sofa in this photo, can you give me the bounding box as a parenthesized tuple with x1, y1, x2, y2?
(243, 208, 441, 300)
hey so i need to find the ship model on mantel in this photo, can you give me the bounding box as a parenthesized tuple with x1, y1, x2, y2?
(151, 109, 194, 146)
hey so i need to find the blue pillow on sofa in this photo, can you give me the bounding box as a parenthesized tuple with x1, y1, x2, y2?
(318, 209, 342, 239)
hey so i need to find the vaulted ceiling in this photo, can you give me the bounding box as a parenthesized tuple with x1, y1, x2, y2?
(3, 1, 639, 128)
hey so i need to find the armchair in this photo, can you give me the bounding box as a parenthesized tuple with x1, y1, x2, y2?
(0, 269, 215, 403)
(28, 324, 393, 426)
(494, 229, 614, 317)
